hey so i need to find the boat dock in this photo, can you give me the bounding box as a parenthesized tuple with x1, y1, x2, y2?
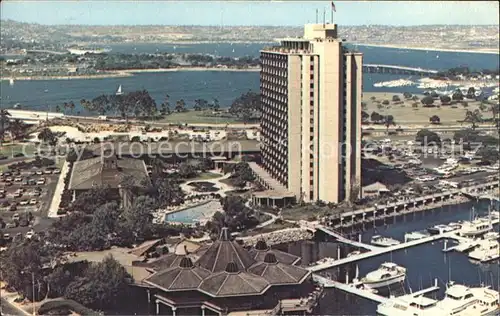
(317, 227, 381, 251)
(312, 274, 440, 305)
(328, 181, 499, 229)
(307, 217, 499, 272)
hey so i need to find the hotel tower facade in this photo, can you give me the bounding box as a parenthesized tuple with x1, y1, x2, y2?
(259, 23, 363, 204)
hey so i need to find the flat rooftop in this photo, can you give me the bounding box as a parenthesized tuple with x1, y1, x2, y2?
(248, 162, 295, 198)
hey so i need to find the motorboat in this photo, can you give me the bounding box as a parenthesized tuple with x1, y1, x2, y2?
(361, 262, 406, 289)
(404, 230, 430, 242)
(376, 282, 500, 315)
(346, 250, 361, 258)
(468, 239, 500, 262)
(377, 293, 443, 315)
(458, 218, 493, 237)
(371, 235, 401, 247)
(447, 222, 462, 230)
(483, 232, 499, 240)
(427, 224, 454, 235)
(436, 282, 499, 315)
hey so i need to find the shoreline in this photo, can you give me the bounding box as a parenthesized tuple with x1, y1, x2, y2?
(354, 43, 500, 55)
(0, 67, 260, 81)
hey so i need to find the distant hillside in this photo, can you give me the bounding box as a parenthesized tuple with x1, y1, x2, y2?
(1, 19, 498, 52)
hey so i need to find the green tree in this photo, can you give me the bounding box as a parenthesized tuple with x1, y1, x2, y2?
(8, 118, 28, 140)
(439, 95, 451, 105)
(416, 129, 441, 145)
(37, 127, 57, 144)
(64, 255, 132, 311)
(0, 109, 11, 145)
(175, 99, 186, 113)
(229, 91, 260, 123)
(160, 94, 171, 115)
(463, 109, 482, 130)
(476, 146, 499, 164)
(120, 196, 157, 242)
(421, 96, 435, 107)
(429, 115, 441, 124)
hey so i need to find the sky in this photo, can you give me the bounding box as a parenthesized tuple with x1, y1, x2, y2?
(1, 1, 499, 26)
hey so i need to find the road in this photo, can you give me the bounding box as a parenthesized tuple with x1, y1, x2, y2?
(0, 296, 29, 316)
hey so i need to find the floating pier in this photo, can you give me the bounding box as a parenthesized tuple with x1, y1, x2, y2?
(312, 274, 440, 305)
(307, 216, 499, 273)
(328, 181, 499, 230)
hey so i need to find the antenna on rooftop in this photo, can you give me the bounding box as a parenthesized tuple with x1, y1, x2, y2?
(322, 8, 326, 27)
(315, 9, 318, 24)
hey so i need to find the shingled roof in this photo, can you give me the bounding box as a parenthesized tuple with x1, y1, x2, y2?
(195, 228, 256, 273)
(248, 240, 300, 265)
(198, 262, 270, 297)
(69, 155, 148, 190)
(144, 257, 211, 292)
(248, 253, 310, 285)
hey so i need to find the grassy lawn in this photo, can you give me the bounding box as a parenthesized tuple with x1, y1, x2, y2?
(282, 204, 341, 221)
(0, 143, 37, 157)
(191, 172, 222, 180)
(241, 221, 298, 237)
(155, 110, 241, 125)
(363, 92, 494, 125)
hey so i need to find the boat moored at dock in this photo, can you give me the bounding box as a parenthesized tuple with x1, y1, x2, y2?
(371, 235, 401, 247)
(377, 282, 500, 316)
(361, 262, 406, 289)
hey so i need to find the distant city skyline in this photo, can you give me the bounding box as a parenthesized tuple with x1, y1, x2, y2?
(1, 1, 499, 26)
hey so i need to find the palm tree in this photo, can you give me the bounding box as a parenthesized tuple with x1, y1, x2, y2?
(9, 119, 27, 140)
(69, 101, 75, 114)
(464, 109, 482, 130)
(0, 109, 11, 146)
(175, 99, 186, 113)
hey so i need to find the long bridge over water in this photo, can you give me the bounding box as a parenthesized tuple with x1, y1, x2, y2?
(363, 64, 439, 75)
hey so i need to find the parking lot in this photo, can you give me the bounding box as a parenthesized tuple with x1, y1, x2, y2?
(0, 166, 61, 234)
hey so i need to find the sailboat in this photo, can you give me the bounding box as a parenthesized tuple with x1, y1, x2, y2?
(116, 85, 123, 96)
(9, 78, 14, 86)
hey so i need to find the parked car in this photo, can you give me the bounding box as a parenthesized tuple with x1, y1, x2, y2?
(25, 230, 35, 239)
(12, 213, 20, 221)
(9, 203, 17, 212)
(53, 169, 61, 174)
(36, 178, 46, 185)
(13, 192, 23, 198)
(19, 200, 29, 206)
(35, 170, 43, 175)
(43, 170, 52, 175)
(14, 177, 23, 182)
(29, 199, 37, 205)
(6, 222, 17, 229)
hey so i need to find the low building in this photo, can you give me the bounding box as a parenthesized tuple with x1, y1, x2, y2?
(142, 228, 323, 315)
(68, 155, 149, 208)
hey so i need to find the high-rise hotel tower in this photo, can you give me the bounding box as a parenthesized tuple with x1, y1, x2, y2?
(259, 23, 362, 204)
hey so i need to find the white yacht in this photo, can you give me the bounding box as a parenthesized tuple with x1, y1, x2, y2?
(361, 262, 406, 289)
(458, 218, 493, 237)
(468, 239, 500, 262)
(376, 282, 500, 316)
(436, 283, 499, 315)
(404, 230, 430, 242)
(427, 224, 454, 235)
(371, 235, 401, 247)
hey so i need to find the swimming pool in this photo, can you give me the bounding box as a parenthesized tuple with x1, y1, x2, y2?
(164, 200, 222, 224)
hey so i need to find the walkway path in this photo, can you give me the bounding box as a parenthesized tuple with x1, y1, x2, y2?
(47, 160, 70, 218)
